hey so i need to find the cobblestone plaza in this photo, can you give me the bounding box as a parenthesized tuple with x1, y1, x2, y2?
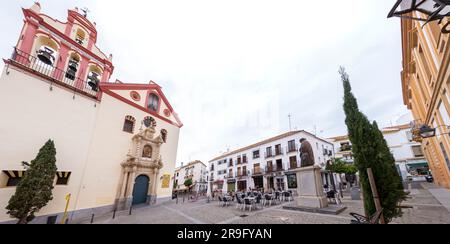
(80, 182, 450, 224)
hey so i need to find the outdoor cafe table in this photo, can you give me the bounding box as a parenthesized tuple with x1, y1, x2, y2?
(224, 195, 233, 201)
(244, 196, 256, 203)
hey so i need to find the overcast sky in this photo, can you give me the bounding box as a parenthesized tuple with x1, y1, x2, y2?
(0, 0, 410, 166)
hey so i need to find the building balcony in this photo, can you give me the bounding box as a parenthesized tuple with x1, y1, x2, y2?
(264, 152, 274, 159)
(265, 166, 284, 174)
(237, 170, 250, 178)
(286, 145, 298, 153)
(274, 148, 284, 156)
(288, 162, 299, 170)
(252, 168, 264, 175)
(237, 172, 247, 177)
(8, 48, 99, 99)
(339, 145, 352, 152)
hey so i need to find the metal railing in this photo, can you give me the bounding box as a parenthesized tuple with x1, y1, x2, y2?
(274, 147, 284, 156)
(10, 48, 98, 98)
(339, 145, 352, 152)
(288, 162, 299, 170)
(286, 144, 298, 153)
(264, 151, 274, 158)
(265, 165, 284, 173)
(252, 168, 264, 175)
(237, 170, 250, 177)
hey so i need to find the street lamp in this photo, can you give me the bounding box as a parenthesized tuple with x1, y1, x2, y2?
(388, 0, 450, 33)
(419, 125, 437, 138)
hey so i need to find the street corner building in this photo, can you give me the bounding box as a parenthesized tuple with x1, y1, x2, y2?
(399, 9, 450, 188)
(0, 3, 183, 224)
(173, 161, 208, 194)
(208, 131, 335, 194)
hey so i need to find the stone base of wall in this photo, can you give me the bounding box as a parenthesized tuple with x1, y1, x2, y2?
(0, 195, 172, 224)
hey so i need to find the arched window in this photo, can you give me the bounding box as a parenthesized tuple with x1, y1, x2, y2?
(123, 115, 136, 133)
(161, 129, 168, 143)
(148, 93, 159, 112)
(143, 116, 157, 128)
(143, 145, 153, 158)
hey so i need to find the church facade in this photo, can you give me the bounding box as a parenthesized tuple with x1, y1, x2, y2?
(0, 3, 182, 223)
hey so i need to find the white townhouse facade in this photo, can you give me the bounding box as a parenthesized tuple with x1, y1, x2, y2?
(173, 161, 208, 193)
(208, 131, 335, 194)
(327, 136, 354, 164)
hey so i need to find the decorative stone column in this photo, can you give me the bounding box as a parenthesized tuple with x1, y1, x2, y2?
(124, 166, 137, 210)
(294, 165, 328, 209)
(149, 169, 159, 204)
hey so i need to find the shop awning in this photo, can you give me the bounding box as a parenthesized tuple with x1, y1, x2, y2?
(406, 162, 429, 169)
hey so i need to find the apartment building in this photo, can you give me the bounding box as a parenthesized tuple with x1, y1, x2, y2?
(208, 131, 334, 194)
(173, 161, 208, 193)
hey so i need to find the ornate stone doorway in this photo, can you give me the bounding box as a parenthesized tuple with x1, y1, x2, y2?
(115, 123, 165, 210)
(132, 175, 150, 205)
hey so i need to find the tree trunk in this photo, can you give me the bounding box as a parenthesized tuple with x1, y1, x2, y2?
(17, 216, 28, 224)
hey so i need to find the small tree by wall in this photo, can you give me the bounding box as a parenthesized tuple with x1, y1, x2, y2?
(6, 140, 58, 224)
(184, 178, 193, 192)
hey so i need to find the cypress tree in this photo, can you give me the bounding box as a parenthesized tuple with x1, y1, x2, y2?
(371, 121, 406, 222)
(340, 67, 406, 223)
(6, 140, 58, 224)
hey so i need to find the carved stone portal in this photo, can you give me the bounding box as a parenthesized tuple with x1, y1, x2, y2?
(115, 124, 165, 210)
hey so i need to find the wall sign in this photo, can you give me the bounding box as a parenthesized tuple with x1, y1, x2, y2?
(161, 174, 171, 188)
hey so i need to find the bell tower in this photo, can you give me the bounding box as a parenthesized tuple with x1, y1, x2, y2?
(7, 2, 114, 100)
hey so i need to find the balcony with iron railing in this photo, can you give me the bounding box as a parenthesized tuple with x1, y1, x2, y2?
(265, 165, 284, 174)
(264, 151, 274, 159)
(288, 161, 300, 170)
(339, 144, 352, 152)
(237, 170, 250, 178)
(8, 48, 99, 99)
(274, 147, 284, 156)
(226, 172, 235, 179)
(286, 144, 298, 153)
(252, 168, 264, 175)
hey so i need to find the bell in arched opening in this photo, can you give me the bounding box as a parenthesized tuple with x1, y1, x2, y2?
(36, 46, 56, 65)
(65, 59, 79, 80)
(75, 28, 87, 45)
(87, 71, 100, 91)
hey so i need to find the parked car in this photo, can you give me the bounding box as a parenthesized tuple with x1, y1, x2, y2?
(425, 174, 434, 183)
